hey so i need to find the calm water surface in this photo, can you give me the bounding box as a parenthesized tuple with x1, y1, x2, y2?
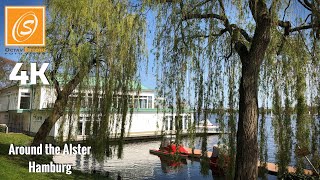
(54, 135, 277, 179)
(54, 115, 283, 179)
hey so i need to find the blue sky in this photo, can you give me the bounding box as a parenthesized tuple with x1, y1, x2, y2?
(0, 0, 312, 107)
(0, 0, 157, 89)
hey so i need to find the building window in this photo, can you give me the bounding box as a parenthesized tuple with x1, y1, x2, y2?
(112, 95, 118, 108)
(87, 93, 93, 107)
(78, 122, 83, 135)
(35, 116, 42, 121)
(69, 95, 77, 106)
(164, 116, 169, 130)
(187, 116, 191, 129)
(169, 116, 173, 130)
(148, 96, 153, 108)
(80, 93, 86, 108)
(20, 92, 30, 109)
(98, 97, 103, 108)
(128, 96, 133, 108)
(85, 121, 91, 135)
(139, 96, 147, 109)
(134, 96, 139, 108)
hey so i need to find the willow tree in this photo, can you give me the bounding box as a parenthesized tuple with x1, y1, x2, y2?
(0, 57, 15, 88)
(150, 0, 319, 179)
(30, 0, 146, 148)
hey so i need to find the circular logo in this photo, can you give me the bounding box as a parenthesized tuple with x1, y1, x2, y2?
(12, 11, 38, 43)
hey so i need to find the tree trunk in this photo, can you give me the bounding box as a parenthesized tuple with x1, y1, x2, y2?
(235, 62, 260, 179)
(31, 96, 66, 146)
(31, 59, 96, 146)
(234, 2, 271, 177)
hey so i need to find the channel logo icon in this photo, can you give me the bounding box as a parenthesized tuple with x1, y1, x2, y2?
(5, 6, 45, 46)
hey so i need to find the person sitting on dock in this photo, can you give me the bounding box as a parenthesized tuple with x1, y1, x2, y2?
(210, 146, 219, 159)
(160, 139, 170, 151)
(210, 145, 219, 162)
(210, 145, 224, 175)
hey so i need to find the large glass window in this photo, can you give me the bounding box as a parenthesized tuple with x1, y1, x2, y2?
(134, 96, 139, 108)
(139, 96, 147, 109)
(164, 116, 169, 130)
(187, 116, 191, 129)
(169, 116, 173, 130)
(148, 96, 153, 108)
(130, 96, 154, 109)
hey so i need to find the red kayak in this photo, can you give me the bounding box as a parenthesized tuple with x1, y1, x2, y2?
(150, 143, 202, 159)
(149, 149, 188, 159)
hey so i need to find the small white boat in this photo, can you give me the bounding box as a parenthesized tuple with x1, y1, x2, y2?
(196, 119, 220, 134)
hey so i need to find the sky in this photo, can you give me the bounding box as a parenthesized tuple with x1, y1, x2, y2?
(0, 0, 314, 107)
(0, 0, 157, 89)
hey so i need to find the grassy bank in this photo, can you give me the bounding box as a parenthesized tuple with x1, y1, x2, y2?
(0, 133, 109, 180)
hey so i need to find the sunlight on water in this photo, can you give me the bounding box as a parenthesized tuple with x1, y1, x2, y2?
(53, 115, 282, 179)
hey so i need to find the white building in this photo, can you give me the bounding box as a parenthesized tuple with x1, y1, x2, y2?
(0, 83, 193, 141)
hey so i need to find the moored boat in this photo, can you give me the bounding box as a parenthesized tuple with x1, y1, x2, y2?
(196, 119, 221, 134)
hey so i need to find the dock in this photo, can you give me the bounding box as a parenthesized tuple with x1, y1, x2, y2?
(182, 147, 315, 176)
(74, 130, 223, 142)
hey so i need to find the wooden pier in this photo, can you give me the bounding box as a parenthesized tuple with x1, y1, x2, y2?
(183, 147, 315, 176)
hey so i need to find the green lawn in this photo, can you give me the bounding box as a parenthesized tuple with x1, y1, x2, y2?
(0, 133, 110, 180)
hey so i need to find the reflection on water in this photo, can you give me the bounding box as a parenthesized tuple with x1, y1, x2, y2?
(54, 138, 215, 179)
(54, 135, 277, 179)
(54, 114, 284, 179)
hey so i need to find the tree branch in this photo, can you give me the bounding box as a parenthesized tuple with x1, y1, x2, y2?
(239, 29, 251, 42)
(278, 20, 318, 33)
(298, 0, 312, 11)
(234, 41, 249, 62)
(189, 0, 212, 12)
(183, 13, 226, 22)
(62, 58, 97, 97)
(278, 20, 291, 35)
(185, 28, 228, 39)
(183, 13, 252, 42)
(290, 24, 316, 32)
(249, 0, 269, 23)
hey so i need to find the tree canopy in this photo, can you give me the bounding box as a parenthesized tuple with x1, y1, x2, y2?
(0, 57, 16, 88)
(26, 0, 147, 160)
(149, 0, 320, 179)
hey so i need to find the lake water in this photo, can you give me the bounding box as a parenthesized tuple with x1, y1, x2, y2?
(53, 115, 298, 179)
(54, 136, 278, 179)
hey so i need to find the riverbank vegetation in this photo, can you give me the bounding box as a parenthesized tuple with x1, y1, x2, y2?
(0, 133, 110, 179)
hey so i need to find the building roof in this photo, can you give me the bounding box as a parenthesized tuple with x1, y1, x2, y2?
(54, 75, 153, 91)
(0, 75, 153, 92)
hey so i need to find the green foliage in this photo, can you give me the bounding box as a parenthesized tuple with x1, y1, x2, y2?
(151, 0, 319, 178)
(24, 0, 146, 161)
(0, 133, 111, 179)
